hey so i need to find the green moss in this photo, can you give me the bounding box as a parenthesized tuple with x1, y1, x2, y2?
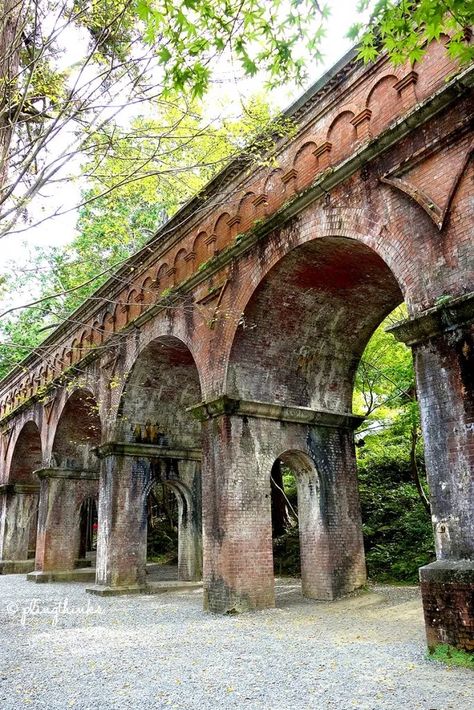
(428, 644, 474, 669)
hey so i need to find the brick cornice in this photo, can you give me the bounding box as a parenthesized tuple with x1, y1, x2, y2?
(0, 483, 40, 495)
(94, 442, 202, 461)
(388, 292, 474, 346)
(35, 468, 100, 481)
(188, 396, 364, 429)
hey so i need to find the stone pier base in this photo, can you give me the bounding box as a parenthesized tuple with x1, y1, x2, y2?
(420, 560, 474, 653)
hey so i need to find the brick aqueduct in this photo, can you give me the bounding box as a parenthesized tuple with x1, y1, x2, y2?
(0, 39, 473, 652)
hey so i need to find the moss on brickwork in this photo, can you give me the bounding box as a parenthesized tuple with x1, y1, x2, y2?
(428, 644, 474, 668)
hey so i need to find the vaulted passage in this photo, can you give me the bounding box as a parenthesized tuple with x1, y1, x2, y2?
(201, 236, 402, 612)
(52, 389, 102, 470)
(94, 336, 203, 591)
(0, 422, 42, 571)
(30, 390, 102, 581)
(227, 237, 403, 411)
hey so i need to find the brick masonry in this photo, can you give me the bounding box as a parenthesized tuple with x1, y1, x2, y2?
(0, 40, 472, 651)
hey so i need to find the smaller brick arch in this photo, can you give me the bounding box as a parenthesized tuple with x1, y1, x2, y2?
(102, 310, 115, 338)
(366, 75, 399, 136)
(173, 248, 188, 284)
(193, 231, 210, 263)
(156, 262, 170, 294)
(141, 276, 155, 312)
(326, 110, 356, 165)
(237, 192, 257, 231)
(90, 320, 102, 347)
(264, 168, 285, 213)
(213, 212, 231, 251)
(126, 289, 141, 322)
(293, 141, 318, 191)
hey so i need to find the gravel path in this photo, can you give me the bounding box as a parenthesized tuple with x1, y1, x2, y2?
(0, 574, 472, 709)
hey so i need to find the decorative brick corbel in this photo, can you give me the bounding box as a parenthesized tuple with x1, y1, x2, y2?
(184, 251, 196, 263)
(252, 193, 268, 208)
(281, 168, 298, 187)
(166, 266, 177, 278)
(394, 71, 418, 109)
(313, 141, 332, 169)
(351, 108, 372, 141)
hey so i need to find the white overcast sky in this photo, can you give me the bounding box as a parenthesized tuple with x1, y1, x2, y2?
(0, 1, 366, 280)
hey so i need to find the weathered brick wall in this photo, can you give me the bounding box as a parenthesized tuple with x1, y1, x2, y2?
(35, 471, 98, 573)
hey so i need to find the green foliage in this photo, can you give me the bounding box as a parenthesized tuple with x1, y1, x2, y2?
(135, 0, 329, 96)
(357, 427, 434, 583)
(428, 644, 474, 668)
(0, 95, 278, 377)
(350, 1, 474, 65)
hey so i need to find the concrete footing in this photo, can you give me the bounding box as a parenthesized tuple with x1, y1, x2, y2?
(86, 581, 202, 596)
(0, 559, 35, 575)
(27, 567, 96, 583)
(420, 559, 474, 653)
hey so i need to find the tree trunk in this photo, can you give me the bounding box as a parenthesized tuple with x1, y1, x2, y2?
(0, 0, 23, 196)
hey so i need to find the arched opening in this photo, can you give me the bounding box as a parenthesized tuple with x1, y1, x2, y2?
(271, 458, 299, 577)
(223, 236, 417, 605)
(96, 336, 203, 587)
(353, 307, 433, 584)
(3, 421, 42, 564)
(52, 389, 102, 470)
(78, 497, 98, 565)
(145, 478, 197, 582)
(117, 336, 202, 448)
(9, 421, 42, 484)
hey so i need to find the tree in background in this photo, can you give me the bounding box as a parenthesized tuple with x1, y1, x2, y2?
(0, 94, 282, 376)
(1, 1, 473, 237)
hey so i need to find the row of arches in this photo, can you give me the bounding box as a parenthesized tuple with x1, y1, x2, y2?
(0, 36, 458, 417)
(1, 233, 418, 604)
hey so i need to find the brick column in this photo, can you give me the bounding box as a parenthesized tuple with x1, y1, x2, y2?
(94, 450, 149, 592)
(191, 398, 366, 613)
(92, 443, 202, 594)
(390, 293, 474, 652)
(175, 460, 202, 582)
(0, 484, 39, 574)
(30, 469, 98, 581)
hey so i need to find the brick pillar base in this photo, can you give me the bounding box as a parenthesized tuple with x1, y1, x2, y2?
(94, 452, 148, 591)
(175, 460, 202, 582)
(31, 469, 98, 580)
(92, 443, 202, 593)
(420, 560, 474, 653)
(0, 484, 39, 574)
(191, 397, 366, 614)
(390, 294, 474, 653)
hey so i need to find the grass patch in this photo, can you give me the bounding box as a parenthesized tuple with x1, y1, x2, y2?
(428, 644, 474, 669)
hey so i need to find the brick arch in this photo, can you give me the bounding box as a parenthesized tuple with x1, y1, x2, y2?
(141, 276, 155, 312)
(237, 191, 257, 231)
(126, 289, 141, 322)
(225, 235, 403, 413)
(326, 110, 356, 164)
(263, 168, 285, 213)
(173, 248, 188, 283)
(114, 334, 203, 447)
(7, 420, 43, 484)
(155, 262, 170, 294)
(293, 141, 318, 191)
(192, 231, 210, 263)
(213, 212, 231, 251)
(51, 388, 102, 470)
(366, 74, 400, 136)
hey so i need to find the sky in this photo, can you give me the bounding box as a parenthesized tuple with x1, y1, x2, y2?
(0, 0, 366, 297)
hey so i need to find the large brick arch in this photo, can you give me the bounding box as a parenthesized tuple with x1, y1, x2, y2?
(113, 334, 203, 447)
(51, 388, 102, 469)
(6, 420, 43, 484)
(224, 235, 403, 411)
